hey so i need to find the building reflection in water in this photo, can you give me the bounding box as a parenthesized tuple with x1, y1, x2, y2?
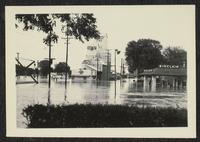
(17, 78, 187, 106)
(17, 78, 187, 127)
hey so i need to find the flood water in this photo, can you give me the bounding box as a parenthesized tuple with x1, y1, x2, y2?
(17, 78, 187, 128)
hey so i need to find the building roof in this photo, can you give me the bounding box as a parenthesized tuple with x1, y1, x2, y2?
(139, 67, 187, 76)
(71, 69, 92, 77)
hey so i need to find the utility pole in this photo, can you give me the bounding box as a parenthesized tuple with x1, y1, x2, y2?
(107, 50, 109, 81)
(122, 60, 125, 76)
(48, 30, 52, 89)
(48, 30, 52, 105)
(114, 49, 120, 101)
(120, 58, 125, 78)
(65, 27, 69, 90)
(62, 25, 72, 90)
(114, 50, 117, 101)
(62, 34, 69, 89)
(62, 25, 72, 101)
(115, 50, 117, 82)
(114, 49, 121, 80)
(96, 54, 99, 81)
(121, 58, 123, 78)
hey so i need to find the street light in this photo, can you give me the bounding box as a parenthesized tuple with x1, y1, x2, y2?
(115, 49, 121, 81)
(96, 52, 99, 81)
(114, 49, 120, 101)
(106, 49, 112, 81)
(120, 52, 126, 79)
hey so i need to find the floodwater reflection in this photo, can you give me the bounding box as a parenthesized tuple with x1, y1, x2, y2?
(17, 78, 187, 127)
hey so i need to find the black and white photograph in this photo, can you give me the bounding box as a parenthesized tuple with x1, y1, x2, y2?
(5, 5, 196, 138)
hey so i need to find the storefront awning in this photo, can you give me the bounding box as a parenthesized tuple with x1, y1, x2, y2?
(140, 67, 187, 76)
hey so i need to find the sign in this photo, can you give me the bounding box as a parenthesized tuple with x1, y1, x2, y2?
(144, 69, 153, 72)
(159, 65, 179, 69)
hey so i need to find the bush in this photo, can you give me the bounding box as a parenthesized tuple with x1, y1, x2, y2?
(22, 104, 187, 128)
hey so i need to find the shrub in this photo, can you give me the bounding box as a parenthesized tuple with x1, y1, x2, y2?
(22, 104, 187, 128)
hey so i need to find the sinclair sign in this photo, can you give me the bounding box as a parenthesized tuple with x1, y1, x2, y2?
(159, 65, 179, 69)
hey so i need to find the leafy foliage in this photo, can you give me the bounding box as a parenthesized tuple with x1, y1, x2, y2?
(162, 47, 187, 67)
(54, 62, 71, 74)
(38, 60, 51, 76)
(15, 14, 55, 33)
(16, 14, 58, 46)
(54, 13, 100, 42)
(125, 39, 163, 72)
(15, 13, 100, 46)
(43, 32, 58, 46)
(22, 104, 187, 128)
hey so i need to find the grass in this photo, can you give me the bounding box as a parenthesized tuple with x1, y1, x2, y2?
(22, 104, 187, 128)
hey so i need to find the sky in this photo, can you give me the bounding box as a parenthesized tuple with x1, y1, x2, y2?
(14, 5, 195, 71)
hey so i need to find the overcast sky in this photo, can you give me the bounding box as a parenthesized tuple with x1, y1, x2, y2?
(15, 5, 195, 71)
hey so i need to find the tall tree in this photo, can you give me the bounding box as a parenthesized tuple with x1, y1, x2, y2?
(162, 47, 187, 67)
(125, 39, 163, 73)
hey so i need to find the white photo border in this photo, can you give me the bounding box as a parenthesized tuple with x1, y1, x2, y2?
(5, 5, 196, 138)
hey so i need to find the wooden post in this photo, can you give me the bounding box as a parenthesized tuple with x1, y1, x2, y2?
(48, 30, 52, 105)
(151, 76, 156, 91)
(65, 27, 69, 90)
(114, 50, 117, 100)
(143, 75, 147, 91)
(97, 55, 99, 80)
(176, 80, 179, 89)
(48, 30, 52, 89)
(173, 78, 176, 88)
(107, 50, 109, 81)
(180, 80, 183, 89)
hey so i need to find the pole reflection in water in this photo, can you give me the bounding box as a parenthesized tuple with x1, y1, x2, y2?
(96, 80, 99, 88)
(114, 80, 116, 102)
(17, 78, 187, 127)
(64, 79, 68, 102)
(64, 88, 67, 102)
(64, 78, 67, 101)
(47, 88, 51, 105)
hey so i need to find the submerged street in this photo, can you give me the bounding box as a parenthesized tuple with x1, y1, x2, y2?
(17, 78, 187, 128)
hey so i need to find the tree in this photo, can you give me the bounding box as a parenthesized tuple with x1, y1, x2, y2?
(15, 13, 100, 45)
(54, 62, 71, 75)
(162, 47, 187, 67)
(125, 39, 163, 73)
(38, 60, 51, 76)
(15, 14, 58, 45)
(54, 14, 100, 42)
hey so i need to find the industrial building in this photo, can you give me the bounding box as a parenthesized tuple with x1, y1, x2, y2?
(71, 34, 112, 81)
